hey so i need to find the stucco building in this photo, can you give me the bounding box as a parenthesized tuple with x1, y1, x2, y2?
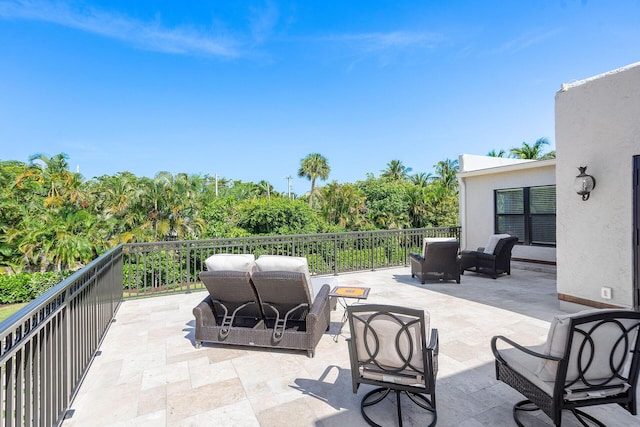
(458, 61, 640, 310)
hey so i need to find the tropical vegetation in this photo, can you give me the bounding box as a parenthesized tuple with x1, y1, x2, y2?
(0, 153, 460, 279)
(488, 137, 555, 160)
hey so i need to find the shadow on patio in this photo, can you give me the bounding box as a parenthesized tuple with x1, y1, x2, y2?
(62, 266, 640, 426)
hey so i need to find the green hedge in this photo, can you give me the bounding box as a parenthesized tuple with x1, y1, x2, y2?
(0, 272, 65, 304)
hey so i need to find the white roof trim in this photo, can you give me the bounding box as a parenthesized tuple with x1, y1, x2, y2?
(458, 158, 556, 178)
(558, 61, 640, 92)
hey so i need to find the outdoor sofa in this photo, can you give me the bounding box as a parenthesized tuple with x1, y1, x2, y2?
(192, 254, 331, 357)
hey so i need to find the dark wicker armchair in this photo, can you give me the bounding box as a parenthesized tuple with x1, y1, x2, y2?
(460, 235, 518, 279)
(410, 238, 460, 284)
(346, 304, 438, 426)
(491, 309, 640, 426)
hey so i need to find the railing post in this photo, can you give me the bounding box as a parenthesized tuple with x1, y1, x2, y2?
(186, 241, 192, 293)
(64, 283, 71, 419)
(333, 234, 338, 275)
(370, 231, 374, 271)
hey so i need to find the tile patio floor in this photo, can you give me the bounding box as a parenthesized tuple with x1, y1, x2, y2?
(62, 264, 640, 426)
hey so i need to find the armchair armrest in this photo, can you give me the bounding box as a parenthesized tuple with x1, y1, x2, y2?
(428, 328, 439, 355)
(491, 335, 561, 366)
(476, 251, 497, 261)
(306, 284, 330, 330)
(410, 252, 425, 261)
(193, 295, 218, 327)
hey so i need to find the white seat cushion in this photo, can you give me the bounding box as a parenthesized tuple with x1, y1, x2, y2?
(205, 254, 255, 272)
(483, 234, 511, 254)
(498, 344, 630, 400)
(499, 344, 554, 396)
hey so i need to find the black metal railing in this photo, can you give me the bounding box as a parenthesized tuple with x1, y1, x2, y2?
(122, 227, 460, 299)
(0, 247, 123, 426)
(0, 226, 459, 425)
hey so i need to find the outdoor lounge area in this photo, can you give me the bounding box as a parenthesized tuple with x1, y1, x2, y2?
(61, 263, 640, 427)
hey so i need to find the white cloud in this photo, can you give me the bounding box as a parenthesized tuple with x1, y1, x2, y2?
(324, 30, 445, 52)
(497, 28, 562, 54)
(315, 30, 446, 70)
(249, 0, 279, 44)
(0, 0, 240, 57)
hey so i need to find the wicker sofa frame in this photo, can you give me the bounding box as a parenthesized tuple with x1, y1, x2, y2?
(193, 270, 331, 358)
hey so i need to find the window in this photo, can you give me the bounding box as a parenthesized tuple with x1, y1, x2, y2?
(495, 185, 556, 246)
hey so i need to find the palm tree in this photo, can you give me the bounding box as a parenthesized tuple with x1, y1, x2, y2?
(540, 150, 556, 160)
(433, 158, 459, 191)
(406, 185, 428, 228)
(257, 180, 273, 199)
(487, 149, 506, 157)
(318, 181, 367, 229)
(381, 160, 412, 181)
(509, 137, 550, 159)
(410, 172, 432, 187)
(298, 153, 330, 207)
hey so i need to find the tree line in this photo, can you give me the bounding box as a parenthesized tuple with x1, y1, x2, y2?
(488, 137, 555, 159)
(0, 153, 460, 274)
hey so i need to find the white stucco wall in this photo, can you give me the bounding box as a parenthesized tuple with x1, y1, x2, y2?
(555, 62, 640, 308)
(458, 156, 556, 262)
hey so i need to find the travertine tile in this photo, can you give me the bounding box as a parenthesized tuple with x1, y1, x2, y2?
(167, 378, 247, 423)
(62, 266, 640, 426)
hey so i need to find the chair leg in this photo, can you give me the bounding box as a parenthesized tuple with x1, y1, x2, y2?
(514, 399, 608, 427)
(513, 400, 544, 427)
(360, 387, 436, 427)
(570, 409, 607, 427)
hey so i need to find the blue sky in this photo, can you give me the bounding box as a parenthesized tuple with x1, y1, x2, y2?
(1, 1, 639, 196)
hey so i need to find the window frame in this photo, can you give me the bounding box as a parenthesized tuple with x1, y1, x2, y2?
(494, 185, 556, 247)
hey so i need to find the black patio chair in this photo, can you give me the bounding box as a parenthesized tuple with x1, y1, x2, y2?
(460, 235, 519, 279)
(491, 309, 640, 426)
(346, 304, 438, 426)
(410, 237, 460, 284)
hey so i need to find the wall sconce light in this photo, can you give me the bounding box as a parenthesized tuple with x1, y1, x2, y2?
(574, 166, 596, 201)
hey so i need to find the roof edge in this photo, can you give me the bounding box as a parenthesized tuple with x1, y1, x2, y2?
(458, 158, 556, 178)
(558, 61, 640, 92)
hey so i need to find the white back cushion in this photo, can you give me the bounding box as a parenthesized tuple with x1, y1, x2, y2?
(422, 237, 457, 258)
(205, 254, 255, 272)
(483, 234, 511, 254)
(354, 311, 429, 372)
(254, 255, 314, 298)
(537, 309, 639, 382)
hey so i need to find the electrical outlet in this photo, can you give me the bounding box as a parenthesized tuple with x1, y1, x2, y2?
(601, 287, 612, 300)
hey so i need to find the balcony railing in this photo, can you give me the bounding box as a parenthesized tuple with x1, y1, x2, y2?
(0, 246, 123, 427)
(122, 227, 460, 299)
(0, 226, 459, 426)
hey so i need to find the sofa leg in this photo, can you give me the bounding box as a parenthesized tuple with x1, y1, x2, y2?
(195, 341, 202, 349)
